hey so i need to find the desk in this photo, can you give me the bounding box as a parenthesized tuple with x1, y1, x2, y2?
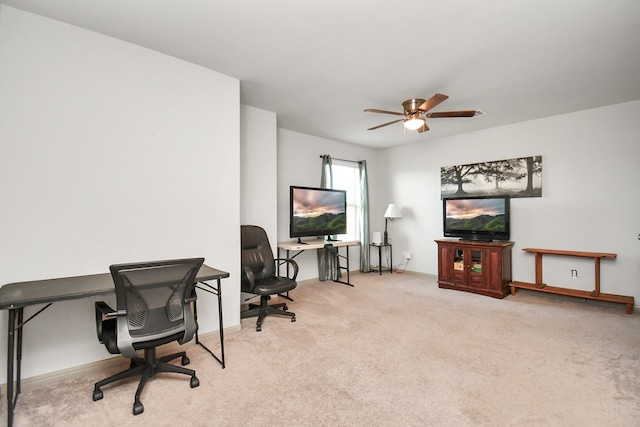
(369, 243, 392, 274)
(277, 240, 359, 287)
(0, 264, 229, 427)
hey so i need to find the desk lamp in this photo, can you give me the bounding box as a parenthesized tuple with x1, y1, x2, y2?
(383, 204, 402, 245)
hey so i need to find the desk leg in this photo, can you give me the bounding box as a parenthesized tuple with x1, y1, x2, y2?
(6, 307, 22, 427)
(16, 308, 23, 399)
(194, 281, 225, 368)
(216, 278, 225, 368)
(274, 248, 294, 302)
(277, 247, 281, 276)
(280, 249, 293, 301)
(331, 245, 354, 287)
(6, 308, 15, 427)
(345, 246, 350, 285)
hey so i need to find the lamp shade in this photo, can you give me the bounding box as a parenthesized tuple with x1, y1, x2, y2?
(384, 204, 403, 219)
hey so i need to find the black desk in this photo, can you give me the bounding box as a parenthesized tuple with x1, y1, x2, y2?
(0, 264, 229, 427)
(369, 243, 393, 274)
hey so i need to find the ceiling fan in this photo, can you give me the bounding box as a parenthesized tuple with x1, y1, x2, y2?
(365, 93, 479, 133)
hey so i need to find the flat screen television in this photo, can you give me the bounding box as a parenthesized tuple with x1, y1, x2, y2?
(290, 185, 347, 242)
(443, 196, 510, 241)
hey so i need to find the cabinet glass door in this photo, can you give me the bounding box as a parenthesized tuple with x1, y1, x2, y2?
(470, 250, 482, 273)
(453, 249, 464, 272)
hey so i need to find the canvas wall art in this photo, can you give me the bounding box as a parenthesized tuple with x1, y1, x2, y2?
(441, 155, 542, 198)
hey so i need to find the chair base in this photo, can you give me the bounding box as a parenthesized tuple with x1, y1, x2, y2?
(93, 347, 199, 415)
(241, 295, 296, 331)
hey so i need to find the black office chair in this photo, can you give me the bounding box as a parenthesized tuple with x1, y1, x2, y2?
(92, 258, 204, 416)
(241, 225, 298, 331)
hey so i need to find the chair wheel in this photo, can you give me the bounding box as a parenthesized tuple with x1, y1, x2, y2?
(133, 402, 144, 415)
(291, 316, 296, 322)
(181, 355, 190, 366)
(256, 325, 262, 332)
(92, 389, 103, 401)
(191, 376, 200, 388)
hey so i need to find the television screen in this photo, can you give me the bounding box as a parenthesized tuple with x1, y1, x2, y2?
(443, 196, 510, 241)
(290, 186, 347, 240)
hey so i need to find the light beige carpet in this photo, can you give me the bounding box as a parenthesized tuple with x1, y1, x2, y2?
(8, 271, 640, 426)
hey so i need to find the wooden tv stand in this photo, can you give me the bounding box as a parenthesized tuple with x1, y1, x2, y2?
(436, 239, 514, 299)
(509, 248, 634, 314)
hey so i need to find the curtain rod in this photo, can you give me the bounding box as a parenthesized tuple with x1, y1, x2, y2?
(319, 155, 360, 164)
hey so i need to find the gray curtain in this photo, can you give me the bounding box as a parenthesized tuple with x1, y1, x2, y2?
(317, 155, 339, 281)
(320, 154, 333, 189)
(358, 161, 371, 272)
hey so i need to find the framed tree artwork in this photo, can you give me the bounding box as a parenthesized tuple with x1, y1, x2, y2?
(441, 155, 542, 198)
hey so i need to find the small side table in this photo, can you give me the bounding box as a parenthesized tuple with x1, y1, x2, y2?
(369, 243, 392, 274)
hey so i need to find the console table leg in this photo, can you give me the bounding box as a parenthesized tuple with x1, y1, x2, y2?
(534, 252, 544, 288)
(593, 258, 601, 296)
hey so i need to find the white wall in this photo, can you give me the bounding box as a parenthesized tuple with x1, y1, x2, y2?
(379, 101, 640, 303)
(277, 129, 378, 281)
(240, 105, 278, 244)
(0, 6, 241, 379)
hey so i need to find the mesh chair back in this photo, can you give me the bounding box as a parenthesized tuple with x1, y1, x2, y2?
(240, 226, 275, 290)
(109, 258, 204, 358)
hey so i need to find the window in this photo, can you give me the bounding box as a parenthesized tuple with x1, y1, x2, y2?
(332, 161, 361, 241)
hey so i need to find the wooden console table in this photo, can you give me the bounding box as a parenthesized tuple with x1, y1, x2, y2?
(510, 248, 634, 314)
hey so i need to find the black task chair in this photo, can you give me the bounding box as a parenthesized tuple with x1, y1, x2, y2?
(241, 225, 298, 331)
(93, 258, 204, 416)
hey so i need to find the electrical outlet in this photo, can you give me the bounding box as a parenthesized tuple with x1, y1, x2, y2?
(403, 251, 412, 260)
(571, 269, 578, 278)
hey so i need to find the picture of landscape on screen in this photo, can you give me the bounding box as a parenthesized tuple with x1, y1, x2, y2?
(291, 187, 346, 237)
(445, 198, 506, 232)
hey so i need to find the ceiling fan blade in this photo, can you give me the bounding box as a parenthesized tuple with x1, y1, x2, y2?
(416, 122, 429, 133)
(417, 93, 449, 112)
(367, 118, 404, 130)
(427, 110, 477, 118)
(364, 108, 405, 116)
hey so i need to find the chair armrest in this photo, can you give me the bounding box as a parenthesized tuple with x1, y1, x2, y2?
(95, 301, 119, 318)
(274, 258, 299, 281)
(241, 265, 255, 292)
(94, 301, 122, 343)
(184, 286, 198, 304)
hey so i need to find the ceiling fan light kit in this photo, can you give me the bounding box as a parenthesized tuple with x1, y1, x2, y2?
(365, 93, 479, 133)
(403, 113, 425, 130)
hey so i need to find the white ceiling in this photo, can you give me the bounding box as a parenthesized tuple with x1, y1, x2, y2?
(3, 0, 640, 149)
